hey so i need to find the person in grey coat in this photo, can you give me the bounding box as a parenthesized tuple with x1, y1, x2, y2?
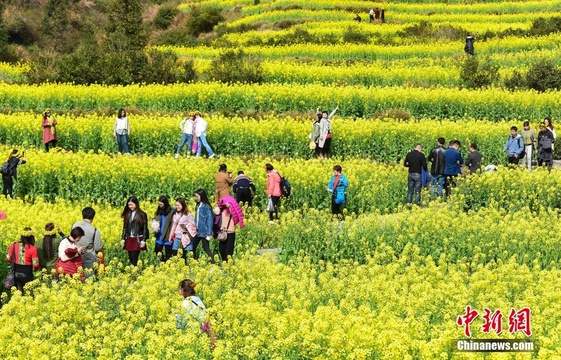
(72, 207, 105, 276)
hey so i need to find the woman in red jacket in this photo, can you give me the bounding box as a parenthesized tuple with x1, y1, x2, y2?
(5, 227, 40, 292)
(265, 163, 282, 223)
(41, 109, 58, 152)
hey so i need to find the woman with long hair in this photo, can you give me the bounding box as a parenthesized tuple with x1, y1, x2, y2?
(169, 197, 196, 262)
(120, 196, 149, 266)
(42, 109, 58, 152)
(114, 108, 131, 155)
(5, 227, 40, 292)
(193, 189, 215, 263)
(153, 196, 174, 262)
(35, 222, 65, 273)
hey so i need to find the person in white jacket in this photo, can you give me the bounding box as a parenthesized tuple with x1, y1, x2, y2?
(317, 106, 338, 159)
(194, 112, 215, 158)
(175, 114, 196, 159)
(113, 108, 131, 155)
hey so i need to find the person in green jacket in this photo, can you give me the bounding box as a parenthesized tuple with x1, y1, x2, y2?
(35, 222, 65, 273)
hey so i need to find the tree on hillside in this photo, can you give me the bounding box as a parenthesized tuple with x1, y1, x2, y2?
(42, 0, 71, 53)
(106, 0, 147, 51)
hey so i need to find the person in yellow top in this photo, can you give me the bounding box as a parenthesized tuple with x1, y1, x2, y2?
(520, 121, 536, 170)
(41, 109, 58, 152)
(215, 164, 234, 202)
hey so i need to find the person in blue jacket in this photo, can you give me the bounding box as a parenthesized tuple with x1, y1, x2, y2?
(192, 189, 215, 263)
(327, 165, 348, 220)
(443, 140, 464, 198)
(503, 126, 524, 165)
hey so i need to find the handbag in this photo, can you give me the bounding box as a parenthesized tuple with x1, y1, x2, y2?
(150, 218, 160, 234)
(217, 216, 232, 241)
(3, 243, 16, 290)
(266, 197, 275, 212)
(181, 223, 197, 247)
(309, 140, 317, 149)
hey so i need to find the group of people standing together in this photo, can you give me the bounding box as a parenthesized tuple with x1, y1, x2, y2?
(404, 117, 557, 205)
(4, 207, 104, 292)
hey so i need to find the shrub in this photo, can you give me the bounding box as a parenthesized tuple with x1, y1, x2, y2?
(459, 56, 500, 89)
(528, 17, 561, 37)
(151, 29, 199, 46)
(187, 5, 224, 37)
(525, 60, 561, 93)
(503, 70, 526, 91)
(152, 5, 179, 30)
(207, 48, 263, 84)
(342, 26, 370, 44)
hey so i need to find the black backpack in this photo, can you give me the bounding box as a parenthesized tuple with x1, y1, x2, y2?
(0, 162, 8, 175)
(280, 176, 291, 198)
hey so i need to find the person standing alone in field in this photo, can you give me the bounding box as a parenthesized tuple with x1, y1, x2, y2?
(327, 165, 348, 220)
(404, 144, 427, 205)
(464, 34, 475, 55)
(114, 108, 131, 155)
(42, 109, 58, 152)
(1, 149, 26, 199)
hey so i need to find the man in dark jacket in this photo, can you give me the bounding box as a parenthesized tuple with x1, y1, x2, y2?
(428, 137, 446, 199)
(233, 171, 257, 206)
(404, 144, 427, 205)
(443, 140, 464, 198)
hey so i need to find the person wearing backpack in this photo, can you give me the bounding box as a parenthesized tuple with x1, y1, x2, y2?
(538, 122, 555, 170)
(503, 126, 524, 166)
(265, 163, 282, 224)
(327, 165, 348, 220)
(1, 149, 26, 199)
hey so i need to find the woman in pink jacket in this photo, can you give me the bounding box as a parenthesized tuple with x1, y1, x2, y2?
(41, 109, 58, 152)
(265, 163, 282, 223)
(216, 195, 244, 262)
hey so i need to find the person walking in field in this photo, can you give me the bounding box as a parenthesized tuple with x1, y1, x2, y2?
(42, 109, 58, 152)
(175, 114, 196, 159)
(327, 165, 348, 220)
(120, 196, 149, 266)
(194, 112, 215, 158)
(537, 122, 555, 170)
(152, 196, 174, 262)
(114, 108, 131, 155)
(192, 189, 215, 263)
(520, 121, 536, 170)
(265, 163, 282, 223)
(1, 149, 26, 199)
(215, 164, 234, 202)
(169, 197, 196, 263)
